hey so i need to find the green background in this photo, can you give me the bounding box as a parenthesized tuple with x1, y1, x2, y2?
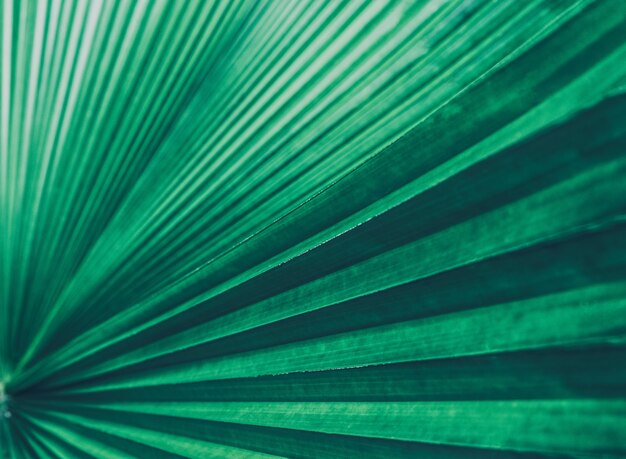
(1, 0, 626, 457)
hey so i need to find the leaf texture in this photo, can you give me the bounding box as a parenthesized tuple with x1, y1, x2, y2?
(1, 0, 626, 457)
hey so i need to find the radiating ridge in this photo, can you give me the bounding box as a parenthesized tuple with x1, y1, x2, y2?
(1, 0, 626, 457)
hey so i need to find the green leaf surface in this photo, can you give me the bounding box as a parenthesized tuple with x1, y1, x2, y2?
(1, 0, 626, 457)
